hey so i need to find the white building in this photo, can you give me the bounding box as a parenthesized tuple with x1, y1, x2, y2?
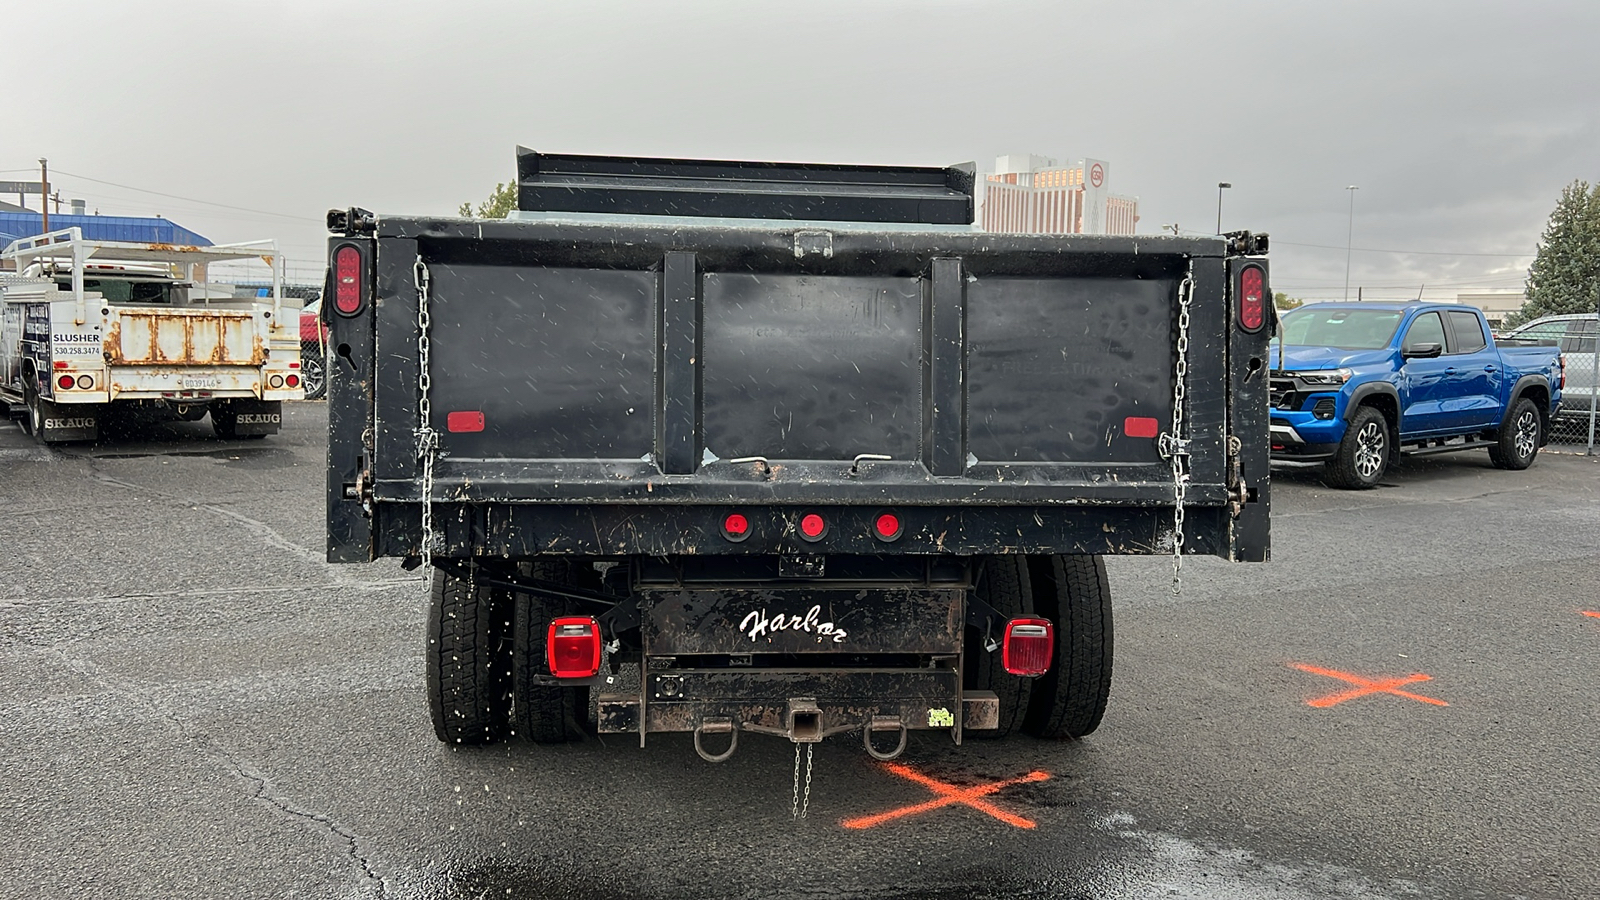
(980, 153, 1139, 235)
(1456, 291, 1527, 330)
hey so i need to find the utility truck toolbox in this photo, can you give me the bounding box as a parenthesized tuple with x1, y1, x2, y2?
(324, 150, 1273, 777)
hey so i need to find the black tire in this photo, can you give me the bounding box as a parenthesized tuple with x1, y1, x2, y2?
(426, 563, 514, 746)
(1323, 405, 1390, 489)
(963, 556, 1034, 739)
(20, 384, 37, 437)
(1023, 554, 1113, 740)
(1488, 397, 1541, 470)
(301, 343, 327, 401)
(513, 560, 601, 743)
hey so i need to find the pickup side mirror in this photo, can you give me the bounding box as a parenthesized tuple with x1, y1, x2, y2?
(1403, 342, 1443, 359)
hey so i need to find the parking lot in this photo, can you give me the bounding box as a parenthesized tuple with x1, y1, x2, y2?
(1, 402, 1597, 900)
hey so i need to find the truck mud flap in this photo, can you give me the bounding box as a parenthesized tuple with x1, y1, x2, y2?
(214, 399, 283, 435)
(35, 397, 99, 443)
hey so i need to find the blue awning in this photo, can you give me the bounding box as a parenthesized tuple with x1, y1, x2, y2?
(0, 212, 212, 248)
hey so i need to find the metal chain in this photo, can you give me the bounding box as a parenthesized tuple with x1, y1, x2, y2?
(791, 743, 801, 818)
(802, 744, 814, 819)
(1162, 267, 1196, 594)
(414, 256, 439, 573)
(791, 743, 815, 820)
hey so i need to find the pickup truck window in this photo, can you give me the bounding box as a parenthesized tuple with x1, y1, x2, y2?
(1404, 311, 1447, 351)
(1279, 307, 1404, 349)
(56, 278, 176, 304)
(1446, 310, 1487, 353)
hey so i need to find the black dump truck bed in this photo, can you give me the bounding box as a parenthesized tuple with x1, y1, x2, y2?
(324, 150, 1271, 765)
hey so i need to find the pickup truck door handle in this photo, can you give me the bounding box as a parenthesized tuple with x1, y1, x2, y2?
(1484, 365, 1497, 372)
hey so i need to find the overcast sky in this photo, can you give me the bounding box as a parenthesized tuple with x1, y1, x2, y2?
(5, 0, 1596, 300)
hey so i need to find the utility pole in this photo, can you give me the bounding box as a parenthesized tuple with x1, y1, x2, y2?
(1216, 182, 1231, 234)
(1343, 185, 1358, 302)
(39, 158, 49, 234)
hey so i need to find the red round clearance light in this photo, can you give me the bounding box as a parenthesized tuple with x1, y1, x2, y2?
(333, 245, 364, 315)
(1239, 264, 1265, 333)
(76, 375, 93, 389)
(286, 374, 300, 388)
(873, 512, 902, 541)
(57, 374, 74, 390)
(799, 513, 827, 541)
(722, 512, 751, 542)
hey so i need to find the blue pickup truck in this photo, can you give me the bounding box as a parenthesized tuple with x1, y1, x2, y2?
(1269, 302, 1564, 488)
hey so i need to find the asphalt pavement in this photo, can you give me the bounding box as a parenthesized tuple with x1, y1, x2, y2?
(1, 403, 1597, 900)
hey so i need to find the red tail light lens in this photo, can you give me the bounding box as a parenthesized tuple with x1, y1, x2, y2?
(873, 512, 902, 541)
(799, 513, 827, 541)
(333, 245, 364, 315)
(1239, 264, 1265, 332)
(286, 374, 299, 388)
(1002, 617, 1054, 677)
(57, 374, 74, 390)
(722, 512, 751, 542)
(547, 616, 602, 679)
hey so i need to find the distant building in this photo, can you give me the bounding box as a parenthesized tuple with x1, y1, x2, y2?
(1456, 291, 1526, 330)
(980, 153, 1139, 235)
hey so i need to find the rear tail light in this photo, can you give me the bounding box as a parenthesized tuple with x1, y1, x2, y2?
(798, 513, 827, 541)
(57, 374, 74, 390)
(1002, 617, 1054, 677)
(286, 374, 299, 388)
(1238, 264, 1265, 333)
(547, 616, 602, 679)
(722, 512, 751, 542)
(872, 512, 902, 541)
(75, 375, 93, 389)
(1558, 354, 1566, 390)
(332, 244, 365, 316)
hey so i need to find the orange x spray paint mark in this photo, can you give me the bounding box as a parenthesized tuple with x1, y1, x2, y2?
(1292, 663, 1448, 708)
(842, 764, 1049, 830)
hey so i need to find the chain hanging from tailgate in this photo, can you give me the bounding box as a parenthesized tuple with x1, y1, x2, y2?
(792, 743, 814, 820)
(1158, 264, 1196, 594)
(415, 256, 440, 573)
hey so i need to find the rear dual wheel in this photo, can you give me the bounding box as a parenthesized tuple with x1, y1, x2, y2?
(512, 560, 602, 744)
(965, 554, 1114, 740)
(426, 563, 514, 746)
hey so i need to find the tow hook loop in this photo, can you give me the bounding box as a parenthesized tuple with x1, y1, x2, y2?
(864, 715, 908, 761)
(693, 718, 738, 763)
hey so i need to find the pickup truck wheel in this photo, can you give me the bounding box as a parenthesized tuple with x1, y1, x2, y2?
(426, 564, 514, 746)
(1488, 397, 1541, 470)
(513, 560, 601, 743)
(963, 556, 1034, 739)
(1023, 554, 1113, 740)
(300, 343, 327, 400)
(1323, 406, 1390, 489)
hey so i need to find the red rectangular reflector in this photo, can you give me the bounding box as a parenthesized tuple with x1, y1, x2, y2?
(1003, 617, 1054, 677)
(446, 411, 485, 433)
(1124, 416, 1160, 438)
(547, 616, 602, 679)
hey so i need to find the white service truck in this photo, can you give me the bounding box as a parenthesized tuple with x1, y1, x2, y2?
(0, 228, 303, 442)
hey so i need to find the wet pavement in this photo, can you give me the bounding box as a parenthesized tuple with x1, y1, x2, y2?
(1, 403, 1597, 899)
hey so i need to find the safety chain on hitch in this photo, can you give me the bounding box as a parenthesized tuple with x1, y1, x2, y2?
(791, 742, 814, 820)
(1161, 265, 1196, 594)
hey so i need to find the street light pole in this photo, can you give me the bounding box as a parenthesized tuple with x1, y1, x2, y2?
(1343, 185, 1359, 302)
(1216, 183, 1231, 234)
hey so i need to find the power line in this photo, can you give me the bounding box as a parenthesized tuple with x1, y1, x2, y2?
(50, 169, 321, 223)
(1271, 239, 1531, 258)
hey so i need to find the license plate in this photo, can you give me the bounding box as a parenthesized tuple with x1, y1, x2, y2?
(181, 376, 219, 389)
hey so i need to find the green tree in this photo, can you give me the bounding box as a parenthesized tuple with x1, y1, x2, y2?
(1273, 292, 1302, 311)
(1508, 180, 1600, 328)
(457, 182, 517, 219)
